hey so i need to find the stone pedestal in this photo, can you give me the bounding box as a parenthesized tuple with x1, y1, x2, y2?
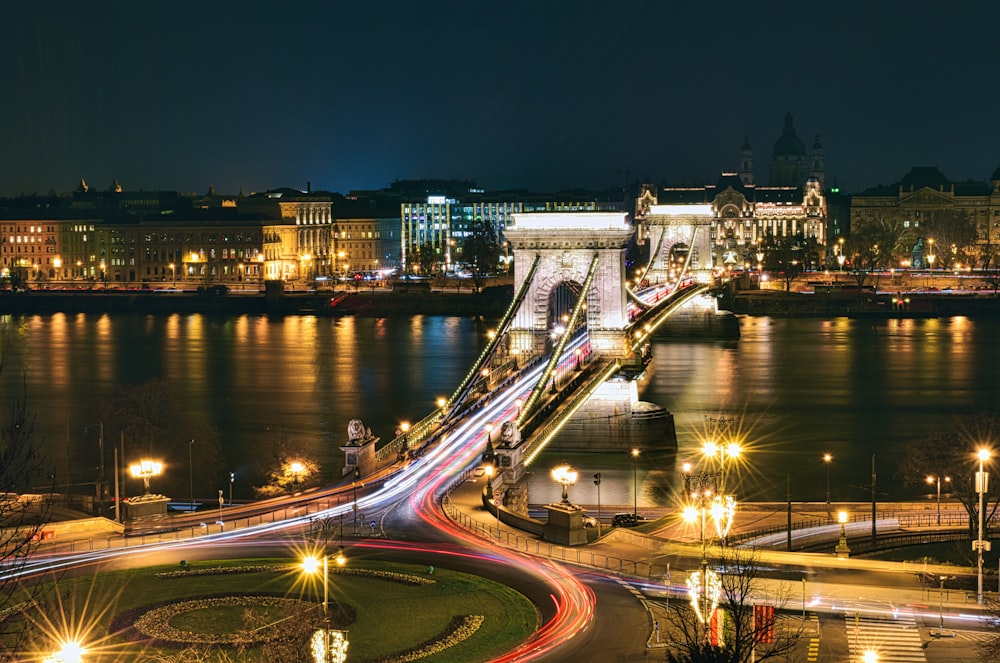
(124, 494, 170, 520)
(543, 502, 587, 546)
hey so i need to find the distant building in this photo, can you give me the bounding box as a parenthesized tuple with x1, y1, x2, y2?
(396, 181, 624, 273)
(636, 113, 828, 269)
(850, 166, 1000, 268)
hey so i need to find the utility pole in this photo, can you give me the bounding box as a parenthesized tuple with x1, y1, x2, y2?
(113, 446, 120, 523)
(871, 454, 877, 547)
(786, 473, 792, 552)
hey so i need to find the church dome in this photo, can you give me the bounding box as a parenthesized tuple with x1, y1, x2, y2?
(772, 111, 805, 157)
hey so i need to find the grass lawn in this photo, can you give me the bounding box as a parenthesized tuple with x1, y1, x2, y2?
(13, 558, 538, 662)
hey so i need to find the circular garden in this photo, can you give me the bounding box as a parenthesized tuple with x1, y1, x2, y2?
(15, 558, 538, 662)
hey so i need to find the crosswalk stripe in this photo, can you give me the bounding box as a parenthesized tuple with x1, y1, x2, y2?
(845, 614, 926, 663)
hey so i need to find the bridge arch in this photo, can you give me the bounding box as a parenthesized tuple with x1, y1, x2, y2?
(504, 212, 634, 361)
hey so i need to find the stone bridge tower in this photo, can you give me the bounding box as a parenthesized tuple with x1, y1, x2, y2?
(503, 212, 634, 360)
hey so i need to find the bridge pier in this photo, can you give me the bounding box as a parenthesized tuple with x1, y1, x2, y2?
(654, 290, 740, 338)
(547, 378, 678, 453)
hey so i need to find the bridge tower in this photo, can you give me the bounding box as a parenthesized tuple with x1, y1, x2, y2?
(640, 203, 715, 285)
(504, 212, 634, 361)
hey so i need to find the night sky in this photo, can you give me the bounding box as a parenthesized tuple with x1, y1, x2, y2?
(4, 1, 999, 197)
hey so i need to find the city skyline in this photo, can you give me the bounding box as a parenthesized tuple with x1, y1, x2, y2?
(4, 1, 999, 198)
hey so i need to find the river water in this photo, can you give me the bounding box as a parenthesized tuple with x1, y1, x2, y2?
(1, 312, 997, 507)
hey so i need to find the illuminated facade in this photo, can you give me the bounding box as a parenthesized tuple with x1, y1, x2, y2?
(636, 113, 828, 268)
(636, 174, 827, 268)
(400, 192, 623, 273)
(850, 166, 1000, 268)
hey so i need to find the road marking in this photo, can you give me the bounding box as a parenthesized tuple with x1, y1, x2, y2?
(846, 613, 925, 663)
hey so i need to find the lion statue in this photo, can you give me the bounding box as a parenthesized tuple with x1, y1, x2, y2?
(347, 418, 370, 444)
(499, 421, 520, 447)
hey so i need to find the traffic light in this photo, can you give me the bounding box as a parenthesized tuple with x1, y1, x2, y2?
(594, 472, 601, 486)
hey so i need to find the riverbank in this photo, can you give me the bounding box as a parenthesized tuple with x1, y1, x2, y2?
(0, 285, 514, 317)
(730, 288, 1000, 317)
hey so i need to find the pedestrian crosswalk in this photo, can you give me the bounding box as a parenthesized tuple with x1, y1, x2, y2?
(845, 612, 925, 663)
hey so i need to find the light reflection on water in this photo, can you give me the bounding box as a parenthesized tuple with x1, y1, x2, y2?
(1, 313, 999, 505)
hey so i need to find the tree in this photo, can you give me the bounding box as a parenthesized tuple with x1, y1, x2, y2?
(253, 436, 320, 498)
(96, 380, 222, 501)
(461, 218, 501, 293)
(897, 412, 1000, 539)
(921, 209, 977, 270)
(661, 546, 802, 663)
(843, 217, 905, 291)
(762, 233, 803, 293)
(0, 359, 52, 659)
(416, 241, 438, 276)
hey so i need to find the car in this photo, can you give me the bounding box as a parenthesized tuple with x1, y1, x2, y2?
(612, 513, 640, 527)
(582, 516, 598, 528)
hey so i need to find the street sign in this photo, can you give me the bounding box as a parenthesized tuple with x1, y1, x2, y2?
(218, 490, 224, 506)
(973, 540, 992, 552)
(369, 519, 376, 529)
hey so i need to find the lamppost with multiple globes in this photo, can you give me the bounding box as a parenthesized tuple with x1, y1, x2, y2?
(976, 448, 991, 605)
(301, 547, 348, 663)
(551, 465, 578, 505)
(129, 459, 163, 495)
(835, 510, 851, 558)
(926, 474, 951, 526)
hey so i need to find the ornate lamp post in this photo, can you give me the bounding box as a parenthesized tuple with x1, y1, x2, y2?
(681, 461, 737, 642)
(302, 547, 348, 662)
(551, 465, 578, 504)
(129, 459, 163, 495)
(976, 448, 991, 605)
(835, 510, 851, 558)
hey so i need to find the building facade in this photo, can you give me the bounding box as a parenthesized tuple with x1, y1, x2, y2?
(849, 166, 1000, 269)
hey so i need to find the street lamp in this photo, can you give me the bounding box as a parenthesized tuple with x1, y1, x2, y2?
(551, 465, 578, 504)
(44, 640, 86, 663)
(926, 474, 951, 526)
(301, 547, 348, 663)
(168, 262, 175, 287)
(976, 448, 991, 605)
(289, 461, 307, 486)
(631, 448, 640, 517)
(681, 466, 728, 641)
(823, 453, 833, 520)
(593, 472, 602, 535)
(835, 510, 851, 558)
(129, 459, 163, 495)
(484, 464, 499, 538)
(188, 439, 195, 510)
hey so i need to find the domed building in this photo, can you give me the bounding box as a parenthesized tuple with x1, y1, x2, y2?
(635, 112, 829, 270)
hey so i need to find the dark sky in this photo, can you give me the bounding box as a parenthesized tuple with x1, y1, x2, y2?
(3, 1, 999, 197)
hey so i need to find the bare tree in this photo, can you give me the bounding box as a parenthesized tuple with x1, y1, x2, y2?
(898, 412, 1000, 539)
(662, 546, 803, 663)
(0, 358, 52, 660)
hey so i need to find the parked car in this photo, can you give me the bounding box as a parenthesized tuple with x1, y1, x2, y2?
(612, 513, 640, 527)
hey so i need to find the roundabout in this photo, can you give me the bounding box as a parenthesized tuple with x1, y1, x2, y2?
(18, 556, 538, 662)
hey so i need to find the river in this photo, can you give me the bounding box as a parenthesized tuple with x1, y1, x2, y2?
(1, 312, 997, 507)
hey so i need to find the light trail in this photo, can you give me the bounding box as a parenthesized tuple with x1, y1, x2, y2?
(8, 334, 597, 660)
